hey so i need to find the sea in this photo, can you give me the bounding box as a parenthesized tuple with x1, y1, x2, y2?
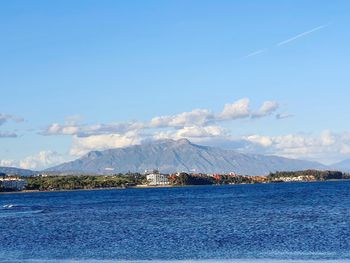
(1, 181, 350, 263)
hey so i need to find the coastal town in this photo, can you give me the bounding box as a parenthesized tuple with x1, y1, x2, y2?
(0, 175, 28, 191)
(1, 169, 349, 193)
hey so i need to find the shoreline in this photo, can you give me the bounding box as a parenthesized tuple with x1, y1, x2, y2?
(1, 179, 349, 195)
(0, 184, 179, 195)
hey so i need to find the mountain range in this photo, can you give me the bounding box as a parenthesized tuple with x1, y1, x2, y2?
(332, 158, 350, 172)
(0, 167, 37, 177)
(3, 139, 350, 176)
(45, 139, 328, 175)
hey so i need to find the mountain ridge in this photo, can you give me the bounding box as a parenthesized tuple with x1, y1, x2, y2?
(332, 158, 350, 172)
(0, 167, 37, 177)
(47, 139, 327, 175)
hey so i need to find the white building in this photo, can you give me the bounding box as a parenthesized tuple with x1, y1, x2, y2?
(0, 178, 28, 191)
(146, 173, 169, 186)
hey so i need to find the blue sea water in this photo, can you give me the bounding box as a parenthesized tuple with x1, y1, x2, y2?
(1, 181, 350, 262)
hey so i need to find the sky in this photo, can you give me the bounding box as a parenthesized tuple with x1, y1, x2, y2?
(1, 0, 350, 170)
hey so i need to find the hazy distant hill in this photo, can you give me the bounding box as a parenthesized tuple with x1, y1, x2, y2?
(47, 139, 326, 175)
(0, 167, 36, 177)
(332, 158, 350, 172)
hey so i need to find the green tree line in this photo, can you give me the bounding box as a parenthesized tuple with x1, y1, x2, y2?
(25, 174, 146, 191)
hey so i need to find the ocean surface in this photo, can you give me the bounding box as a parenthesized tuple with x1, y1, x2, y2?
(1, 181, 350, 263)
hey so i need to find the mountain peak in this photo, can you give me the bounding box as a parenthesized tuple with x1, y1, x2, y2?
(176, 138, 191, 145)
(145, 138, 192, 146)
(47, 139, 326, 175)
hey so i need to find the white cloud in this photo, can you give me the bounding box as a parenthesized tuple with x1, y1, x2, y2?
(252, 101, 279, 118)
(19, 151, 67, 170)
(43, 122, 144, 137)
(152, 125, 227, 141)
(244, 135, 273, 147)
(35, 98, 350, 165)
(149, 98, 278, 128)
(0, 159, 17, 167)
(70, 131, 142, 156)
(219, 98, 251, 120)
(150, 109, 214, 128)
(41, 98, 279, 139)
(0, 151, 67, 170)
(149, 130, 350, 164)
(320, 130, 335, 146)
(175, 126, 226, 138)
(45, 123, 79, 135)
(240, 131, 350, 164)
(39, 98, 282, 159)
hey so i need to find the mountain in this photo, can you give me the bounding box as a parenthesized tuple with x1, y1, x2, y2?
(47, 139, 326, 175)
(332, 158, 350, 172)
(0, 167, 37, 177)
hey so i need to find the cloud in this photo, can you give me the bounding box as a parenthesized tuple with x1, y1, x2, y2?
(152, 125, 228, 141)
(0, 113, 23, 138)
(18, 151, 67, 170)
(276, 113, 293, 119)
(44, 123, 79, 135)
(0, 159, 17, 167)
(41, 98, 280, 138)
(70, 131, 142, 156)
(39, 98, 281, 158)
(252, 101, 279, 118)
(244, 135, 273, 147)
(175, 126, 226, 138)
(42, 122, 144, 137)
(0, 151, 67, 170)
(0, 113, 24, 126)
(219, 98, 251, 120)
(149, 129, 350, 164)
(150, 109, 214, 128)
(277, 24, 329, 47)
(149, 98, 278, 128)
(0, 132, 18, 138)
(240, 130, 350, 164)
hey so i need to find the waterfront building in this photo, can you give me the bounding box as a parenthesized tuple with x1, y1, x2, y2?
(146, 172, 169, 185)
(0, 177, 28, 191)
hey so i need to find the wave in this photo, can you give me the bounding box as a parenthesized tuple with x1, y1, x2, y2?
(2, 204, 17, 208)
(0, 204, 45, 218)
(8, 260, 350, 263)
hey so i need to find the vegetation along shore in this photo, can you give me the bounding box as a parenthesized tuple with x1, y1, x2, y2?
(1, 170, 349, 193)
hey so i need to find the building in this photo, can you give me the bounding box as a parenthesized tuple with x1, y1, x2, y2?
(0, 177, 28, 191)
(146, 172, 169, 186)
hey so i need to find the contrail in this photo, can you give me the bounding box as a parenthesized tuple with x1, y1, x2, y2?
(277, 24, 329, 47)
(244, 49, 266, 58)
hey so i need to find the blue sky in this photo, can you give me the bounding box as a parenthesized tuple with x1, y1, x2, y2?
(1, 0, 350, 169)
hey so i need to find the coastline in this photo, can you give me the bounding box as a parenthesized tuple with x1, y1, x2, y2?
(1, 179, 349, 195)
(0, 184, 178, 195)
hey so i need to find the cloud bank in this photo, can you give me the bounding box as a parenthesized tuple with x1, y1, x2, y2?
(42, 98, 279, 137)
(241, 131, 350, 164)
(6, 98, 350, 169)
(0, 150, 67, 170)
(40, 98, 281, 157)
(39, 98, 350, 165)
